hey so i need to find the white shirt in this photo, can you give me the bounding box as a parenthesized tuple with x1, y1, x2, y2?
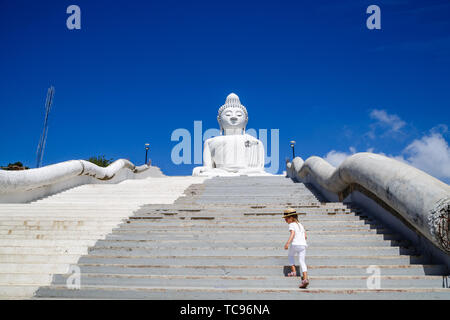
(289, 222, 307, 246)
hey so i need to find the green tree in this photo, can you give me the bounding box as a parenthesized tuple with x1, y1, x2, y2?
(87, 155, 114, 168)
(0, 162, 29, 170)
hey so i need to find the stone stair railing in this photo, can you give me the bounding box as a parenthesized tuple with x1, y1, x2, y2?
(286, 152, 450, 264)
(0, 159, 162, 203)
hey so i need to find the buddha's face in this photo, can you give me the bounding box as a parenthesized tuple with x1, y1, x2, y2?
(218, 107, 247, 130)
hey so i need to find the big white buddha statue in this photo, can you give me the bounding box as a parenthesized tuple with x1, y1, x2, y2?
(192, 93, 269, 177)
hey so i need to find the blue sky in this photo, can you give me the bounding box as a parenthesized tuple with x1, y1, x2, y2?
(0, 0, 449, 181)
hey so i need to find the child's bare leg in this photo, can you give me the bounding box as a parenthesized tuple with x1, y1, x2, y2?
(291, 265, 296, 275)
(287, 248, 296, 276)
(302, 271, 308, 280)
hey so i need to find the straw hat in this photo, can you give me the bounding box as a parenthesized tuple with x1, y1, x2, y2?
(282, 208, 297, 218)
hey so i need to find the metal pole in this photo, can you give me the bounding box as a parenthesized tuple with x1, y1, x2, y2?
(145, 143, 150, 164)
(36, 86, 55, 168)
(290, 141, 296, 160)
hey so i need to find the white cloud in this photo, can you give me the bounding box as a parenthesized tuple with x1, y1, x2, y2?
(324, 147, 356, 167)
(396, 132, 450, 180)
(370, 109, 406, 132)
(328, 106, 449, 182)
(323, 131, 450, 183)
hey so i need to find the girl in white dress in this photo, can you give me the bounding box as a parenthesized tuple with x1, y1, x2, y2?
(283, 208, 309, 289)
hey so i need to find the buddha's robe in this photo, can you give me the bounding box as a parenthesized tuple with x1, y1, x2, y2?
(193, 134, 268, 177)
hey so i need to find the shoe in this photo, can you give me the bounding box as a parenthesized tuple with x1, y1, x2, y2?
(299, 279, 309, 289)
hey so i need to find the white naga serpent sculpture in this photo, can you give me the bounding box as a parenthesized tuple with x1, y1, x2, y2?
(0, 159, 150, 200)
(287, 152, 450, 254)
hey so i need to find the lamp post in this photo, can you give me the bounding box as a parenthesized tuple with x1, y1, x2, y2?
(290, 141, 296, 159)
(145, 143, 150, 164)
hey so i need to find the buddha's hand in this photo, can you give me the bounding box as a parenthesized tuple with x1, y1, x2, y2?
(192, 166, 207, 176)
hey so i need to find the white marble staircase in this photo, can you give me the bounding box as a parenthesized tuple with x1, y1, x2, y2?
(0, 176, 205, 299)
(33, 176, 450, 299)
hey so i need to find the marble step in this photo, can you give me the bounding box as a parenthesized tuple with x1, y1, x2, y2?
(120, 219, 371, 226)
(104, 228, 394, 235)
(114, 220, 372, 228)
(197, 193, 318, 196)
(0, 239, 97, 247)
(137, 204, 352, 210)
(141, 201, 350, 206)
(0, 220, 122, 227)
(134, 208, 356, 214)
(86, 246, 417, 257)
(102, 233, 404, 242)
(0, 273, 53, 285)
(76, 255, 428, 266)
(0, 234, 110, 240)
(0, 229, 116, 235)
(124, 215, 365, 221)
(141, 205, 354, 209)
(194, 202, 321, 205)
(0, 286, 39, 299)
(0, 232, 402, 242)
(0, 219, 376, 229)
(34, 198, 185, 204)
(93, 238, 411, 248)
(0, 254, 82, 264)
(0, 225, 122, 235)
(0, 237, 107, 243)
(0, 204, 147, 208)
(127, 213, 356, 219)
(0, 252, 425, 265)
(0, 217, 384, 230)
(40, 193, 183, 197)
(0, 220, 121, 230)
(107, 225, 382, 232)
(0, 263, 70, 274)
(32, 285, 450, 300)
(0, 246, 88, 255)
(73, 264, 448, 277)
(0, 213, 136, 218)
(47, 273, 447, 289)
(1, 263, 445, 277)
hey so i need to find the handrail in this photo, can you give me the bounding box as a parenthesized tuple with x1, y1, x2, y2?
(287, 152, 450, 253)
(0, 159, 149, 194)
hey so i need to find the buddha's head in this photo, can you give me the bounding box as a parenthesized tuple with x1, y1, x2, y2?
(217, 93, 248, 134)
